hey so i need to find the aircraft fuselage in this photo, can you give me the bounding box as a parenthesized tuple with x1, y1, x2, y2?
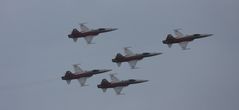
(68, 28, 117, 38)
(112, 53, 161, 63)
(112, 55, 144, 63)
(163, 34, 212, 44)
(61, 69, 111, 80)
(97, 79, 148, 89)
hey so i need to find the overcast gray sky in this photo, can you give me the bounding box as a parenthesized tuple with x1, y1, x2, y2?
(1, 0, 239, 110)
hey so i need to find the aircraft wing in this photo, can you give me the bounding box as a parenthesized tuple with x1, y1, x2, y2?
(128, 60, 138, 69)
(179, 41, 189, 50)
(113, 87, 124, 95)
(124, 47, 135, 56)
(174, 29, 184, 38)
(110, 74, 120, 82)
(84, 36, 95, 44)
(77, 77, 88, 86)
(80, 23, 90, 32)
(73, 64, 84, 73)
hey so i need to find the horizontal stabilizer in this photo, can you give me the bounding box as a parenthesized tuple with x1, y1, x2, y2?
(117, 63, 121, 67)
(66, 80, 71, 85)
(102, 88, 107, 93)
(73, 38, 78, 42)
(167, 44, 172, 48)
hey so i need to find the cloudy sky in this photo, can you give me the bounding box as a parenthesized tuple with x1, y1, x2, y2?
(0, 0, 239, 110)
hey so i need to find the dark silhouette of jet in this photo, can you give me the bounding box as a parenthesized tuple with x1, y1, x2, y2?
(61, 64, 111, 86)
(162, 29, 213, 50)
(112, 47, 162, 69)
(97, 74, 148, 95)
(68, 23, 117, 44)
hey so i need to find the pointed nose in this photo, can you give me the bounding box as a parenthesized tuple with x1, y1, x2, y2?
(109, 28, 118, 32)
(153, 52, 163, 56)
(135, 80, 149, 84)
(146, 52, 162, 57)
(206, 34, 213, 37)
(201, 34, 213, 38)
(103, 69, 112, 73)
(95, 69, 112, 74)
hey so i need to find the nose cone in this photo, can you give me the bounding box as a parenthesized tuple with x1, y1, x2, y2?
(110, 28, 118, 31)
(94, 69, 112, 74)
(197, 34, 213, 38)
(101, 69, 112, 73)
(133, 79, 149, 84)
(205, 34, 213, 37)
(143, 52, 162, 57)
(152, 52, 163, 56)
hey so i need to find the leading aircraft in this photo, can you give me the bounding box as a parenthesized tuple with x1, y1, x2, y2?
(68, 23, 117, 44)
(97, 74, 148, 95)
(61, 64, 112, 86)
(162, 29, 213, 50)
(112, 47, 162, 69)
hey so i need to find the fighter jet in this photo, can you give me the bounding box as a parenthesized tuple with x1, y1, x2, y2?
(97, 74, 148, 95)
(112, 47, 162, 69)
(162, 29, 213, 50)
(61, 64, 112, 86)
(68, 23, 117, 44)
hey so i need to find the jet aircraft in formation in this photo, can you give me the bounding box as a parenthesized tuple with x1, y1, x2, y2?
(112, 47, 162, 69)
(61, 64, 111, 86)
(64, 23, 213, 95)
(97, 74, 148, 95)
(68, 23, 117, 44)
(162, 29, 213, 50)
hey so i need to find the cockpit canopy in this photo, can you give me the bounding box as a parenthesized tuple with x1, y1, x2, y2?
(129, 79, 136, 82)
(98, 28, 106, 31)
(92, 69, 100, 72)
(142, 53, 150, 55)
(193, 34, 200, 36)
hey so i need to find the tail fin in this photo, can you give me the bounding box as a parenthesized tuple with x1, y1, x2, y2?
(116, 53, 124, 58)
(166, 34, 175, 40)
(101, 79, 110, 85)
(65, 71, 73, 76)
(72, 28, 80, 35)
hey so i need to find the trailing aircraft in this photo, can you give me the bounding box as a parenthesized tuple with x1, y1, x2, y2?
(97, 74, 148, 95)
(61, 64, 111, 86)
